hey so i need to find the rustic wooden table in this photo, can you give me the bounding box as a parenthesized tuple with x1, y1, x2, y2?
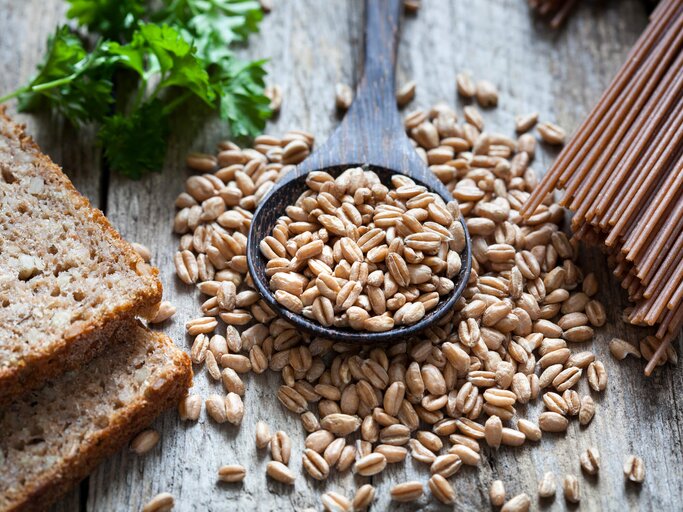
(1, 1, 681, 510)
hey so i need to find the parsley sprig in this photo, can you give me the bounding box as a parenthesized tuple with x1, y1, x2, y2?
(0, 0, 271, 178)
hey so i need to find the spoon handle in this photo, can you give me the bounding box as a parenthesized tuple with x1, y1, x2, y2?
(298, 0, 423, 174)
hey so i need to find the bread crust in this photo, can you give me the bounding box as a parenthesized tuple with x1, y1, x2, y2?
(2, 327, 192, 512)
(0, 109, 163, 404)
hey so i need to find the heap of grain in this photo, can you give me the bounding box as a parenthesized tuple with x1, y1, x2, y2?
(173, 79, 610, 508)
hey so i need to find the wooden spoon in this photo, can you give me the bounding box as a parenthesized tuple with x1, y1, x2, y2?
(247, 0, 472, 342)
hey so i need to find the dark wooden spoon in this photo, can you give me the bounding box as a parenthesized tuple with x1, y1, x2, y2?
(247, 0, 472, 343)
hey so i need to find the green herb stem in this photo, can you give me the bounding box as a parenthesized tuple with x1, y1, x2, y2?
(31, 74, 78, 92)
(0, 74, 78, 104)
(0, 87, 29, 105)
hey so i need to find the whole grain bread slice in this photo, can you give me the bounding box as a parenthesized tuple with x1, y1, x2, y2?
(0, 321, 192, 512)
(0, 109, 162, 403)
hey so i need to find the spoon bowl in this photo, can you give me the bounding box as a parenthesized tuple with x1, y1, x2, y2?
(247, 0, 472, 342)
(247, 163, 471, 343)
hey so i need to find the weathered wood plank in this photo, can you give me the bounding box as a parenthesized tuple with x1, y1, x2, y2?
(0, 2, 103, 511)
(3, 0, 681, 511)
(92, 1, 683, 511)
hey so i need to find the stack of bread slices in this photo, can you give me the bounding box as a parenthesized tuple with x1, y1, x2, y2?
(0, 110, 192, 511)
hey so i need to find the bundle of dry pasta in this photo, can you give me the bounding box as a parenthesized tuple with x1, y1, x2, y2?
(522, 0, 682, 376)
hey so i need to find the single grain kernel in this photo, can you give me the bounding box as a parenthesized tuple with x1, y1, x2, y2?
(563, 474, 580, 503)
(335, 83, 353, 110)
(580, 447, 600, 475)
(142, 493, 174, 512)
(353, 452, 387, 476)
(390, 481, 423, 502)
(322, 491, 351, 512)
(352, 484, 376, 510)
(303, 448, 330, 480)
(538, 471, 556, 498)
(624, 455, 645, 483)
(266, 461, 296, 484)
(489, 479, 505, 507)
(130, 429, 160, 455)
(178, 395, 202, 421)
(217, 464, 246, 483)
(501, 493, 530, 512)
(255, 420, 271, 448)
(429, 474, 456, 504)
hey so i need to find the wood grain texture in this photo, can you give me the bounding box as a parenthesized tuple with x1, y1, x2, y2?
(1, 0, 681, 511)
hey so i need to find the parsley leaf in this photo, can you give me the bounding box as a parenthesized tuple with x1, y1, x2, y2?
(66, 0, 145, 41)
(12, 26, 114, 125)
(102, 23, 214, 175)
(0, 1, 272, 178)
(214, 58, 271, 138)
(159, 0, 263, 62)
(158, 0, 272, 138)
(132, 24, 215, 106)
(99, 100, 169, 179)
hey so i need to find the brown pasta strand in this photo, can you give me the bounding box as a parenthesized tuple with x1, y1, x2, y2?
(625, 157, 683, 258)
(569, 21, 683, 226)
(638, 196, 683, 283)
(596, 75, 683, 232)
(604, 81, 683, 235)
(523, 0, 683, 374)
(519, 0, 680, 217)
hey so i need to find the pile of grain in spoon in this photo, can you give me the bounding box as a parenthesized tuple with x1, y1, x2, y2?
(165, 75, 648, 510)
(260, 167, 466, 332)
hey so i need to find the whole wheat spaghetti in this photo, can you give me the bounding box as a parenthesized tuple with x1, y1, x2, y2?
(522, 0, 683, 376)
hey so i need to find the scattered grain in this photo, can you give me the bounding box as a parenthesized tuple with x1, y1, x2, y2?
(266, 461, 296, 484)
(217, 464, 246, 483)
(537, 122, 565, 145)
(609, 338, 641, 360)
(353, 452, 387, 476)
(515, 112, 538, 133)
(580, 447, 600, 475)
(456, 72, 476, 98)
(130, 429, 160, 455)
(271, 430, 292, 464)
(429, 474, 456, 504)
(538, 471, 556, 498)
(335, 83, 353, 110)
(322, 491, 352, 512)
(579, 395, 596, 426)
(303, 448, 330, 480)
(142, 493, 174, 512)
(396, 81, 417, 107)
(476, 80, 498, 107)
(265, 84, 282, 113)
(150, 301, 176, 323)
(390, 481, 423, 502)
(624, 455, 645, 483)
(489, 479, 505, 506)
(501, 493, 530, 512)
(255, 420, 271, 448)
(352, 484, 376, 510)
(563, 474, 580, 503)
(178, 395, 202, 421)
(587, 361, 607, 392)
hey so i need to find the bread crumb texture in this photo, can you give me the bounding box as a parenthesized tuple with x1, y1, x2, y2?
(0, 112, 160, 371)
(0, 323, 191, 511)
